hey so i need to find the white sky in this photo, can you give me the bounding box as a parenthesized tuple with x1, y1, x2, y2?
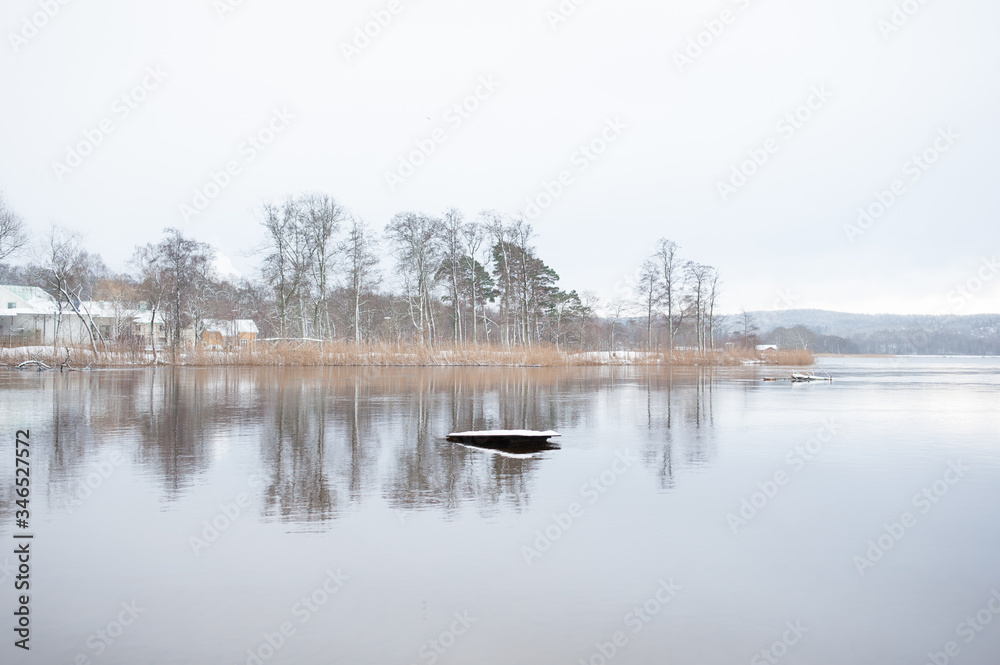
(1, 0, 998, 315)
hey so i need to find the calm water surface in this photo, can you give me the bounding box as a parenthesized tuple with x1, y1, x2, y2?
(2, 357, 999, 664)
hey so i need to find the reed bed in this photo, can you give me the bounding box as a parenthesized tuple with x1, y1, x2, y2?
(1, 343, 814, 368)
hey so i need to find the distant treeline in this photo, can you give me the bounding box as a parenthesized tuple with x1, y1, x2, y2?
(752, 311, 1000, 355)
(0, 191, 729, 353)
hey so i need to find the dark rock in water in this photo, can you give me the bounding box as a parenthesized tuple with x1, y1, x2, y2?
(446, 430, 561, 455)
(454, 439, 560, 455)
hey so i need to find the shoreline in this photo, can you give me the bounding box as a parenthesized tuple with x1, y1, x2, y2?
(814, 353, 897, 358)
(0, 345, 815, 369)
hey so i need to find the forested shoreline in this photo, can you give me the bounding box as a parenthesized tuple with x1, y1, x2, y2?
(0, 191, 785, 366)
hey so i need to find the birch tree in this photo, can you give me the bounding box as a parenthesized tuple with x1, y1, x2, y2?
(462, 218, 487, 343)
(40, 226, 106, 355)
(510, 217, 534, 346)
(637, 258, 659, 351)
(341, 217, 380, 343)
(301, 194, 347, 338)
(259, 201, 293, 336)
(385, 212, 443, 345)
(259, 198, 313, 337)
(684, 261, 712, 351)
(654, 238, 682, 351)
(441, 208, 465, 343)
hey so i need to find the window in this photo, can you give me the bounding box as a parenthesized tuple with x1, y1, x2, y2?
(7, 303, 15, 309)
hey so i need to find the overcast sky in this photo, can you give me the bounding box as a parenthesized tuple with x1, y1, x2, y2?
(2, 0, 998, 315)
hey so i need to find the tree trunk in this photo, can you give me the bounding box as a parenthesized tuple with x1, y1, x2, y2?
(150, 305, 158, 363)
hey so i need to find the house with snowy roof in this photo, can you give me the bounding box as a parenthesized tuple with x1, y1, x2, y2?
(0, 284, 163, 347)
(199, 319, 259, 348)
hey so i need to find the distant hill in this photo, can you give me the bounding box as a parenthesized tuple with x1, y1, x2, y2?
(747, 310, 1000, 355)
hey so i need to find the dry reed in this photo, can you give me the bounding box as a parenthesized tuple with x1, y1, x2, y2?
(1, 342, 815, 368)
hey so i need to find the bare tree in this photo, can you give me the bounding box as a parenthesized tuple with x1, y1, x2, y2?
(462, 218, 487, 344)
(608, 295, 627, 356)
(0, 193, 28, 261)
(510, 217, 535, 346)
(143, 228, 215, 358)
(341, 217, 381, 343)
(301, 194, 347, 339)
(654, 238, 683, 351)
(93, 276, 140, 345)
(737, 308, 760, 348)
(683, 261, 713, 351)
(130, 244, 169, 362)
(39, 225, 106, 355)
(441, 208, 465, 344)
(259, 201, 291, 336)
(259, 198, 312, 338)
(706, 268, 722, 350)
(385, 212, 443, 345)
(637, 258, 659, 351)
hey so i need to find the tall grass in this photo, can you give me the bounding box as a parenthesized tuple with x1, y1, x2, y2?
(1, 342, 815, 368)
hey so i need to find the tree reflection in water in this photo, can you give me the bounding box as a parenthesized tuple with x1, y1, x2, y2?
(5, 366, 723, 528)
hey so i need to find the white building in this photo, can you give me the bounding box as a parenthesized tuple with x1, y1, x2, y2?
(0, 285, 62, 345)
(0, 284, 162, 347)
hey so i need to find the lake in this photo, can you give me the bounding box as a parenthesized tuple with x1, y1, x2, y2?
(2, 357, 999, 664)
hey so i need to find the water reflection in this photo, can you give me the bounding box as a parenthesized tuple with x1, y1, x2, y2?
(638, 370, 719, 490)
(3, 366, 724, 526)
(451, 439, 561, 455)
